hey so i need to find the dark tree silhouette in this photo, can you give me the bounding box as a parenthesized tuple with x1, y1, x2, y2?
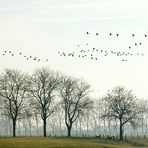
(59, 76, 92, 137)
(101, 86, 145, 141)
(0, 69, 29, 137)
(29, 67, 61, 137)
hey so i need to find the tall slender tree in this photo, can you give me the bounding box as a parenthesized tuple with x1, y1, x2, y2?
(0, 69, 29, 137)
(29, 67, 61, 137)
(59, 76, 93, 137)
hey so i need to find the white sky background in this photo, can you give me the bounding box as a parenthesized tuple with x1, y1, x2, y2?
(0, 0, 148, 99)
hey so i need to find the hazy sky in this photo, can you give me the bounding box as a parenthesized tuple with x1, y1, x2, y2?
(0, 0, 148, 99)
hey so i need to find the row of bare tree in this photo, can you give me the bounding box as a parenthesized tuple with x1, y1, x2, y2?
(0, 68, 147, 141)
(0, 68, 92, 137)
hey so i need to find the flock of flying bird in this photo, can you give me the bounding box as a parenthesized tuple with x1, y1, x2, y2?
(1, 50, 49, 62)
(1, 32, 147, 63)
(58, 32, 147, 62)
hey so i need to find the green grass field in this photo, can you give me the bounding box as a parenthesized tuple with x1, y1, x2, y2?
(0, 137, 147, 148)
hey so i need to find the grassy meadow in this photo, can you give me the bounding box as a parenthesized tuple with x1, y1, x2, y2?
(0, 137, 148, 148)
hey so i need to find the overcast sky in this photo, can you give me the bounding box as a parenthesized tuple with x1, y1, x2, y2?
(0, 0, 148, 99)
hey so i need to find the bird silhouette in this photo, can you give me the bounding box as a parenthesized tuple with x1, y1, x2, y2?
(122, 59, 127, 62)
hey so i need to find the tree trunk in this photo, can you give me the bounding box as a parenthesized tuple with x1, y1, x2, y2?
(43, 118, 47, 137)
(12, 118, 16, 137)
(75, 121, 78, 136)
(119, 120, 123, 141)
(59, 117, 62, 136)
(36, 118, 39, 136)
(67, 125, 72, 137)
(35, 114, 39, 136)
(29, 119, 32, 136)
(18, 121, 21, 136)
(65, 119, 72, 137)
(86, 114, 89, 137)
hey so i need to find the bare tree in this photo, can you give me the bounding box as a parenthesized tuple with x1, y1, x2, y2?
(29, 67, 61, 137)
(101, 86, 145, 140)
(0, 69, 29, 137)
(59, 76, 93, 137)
